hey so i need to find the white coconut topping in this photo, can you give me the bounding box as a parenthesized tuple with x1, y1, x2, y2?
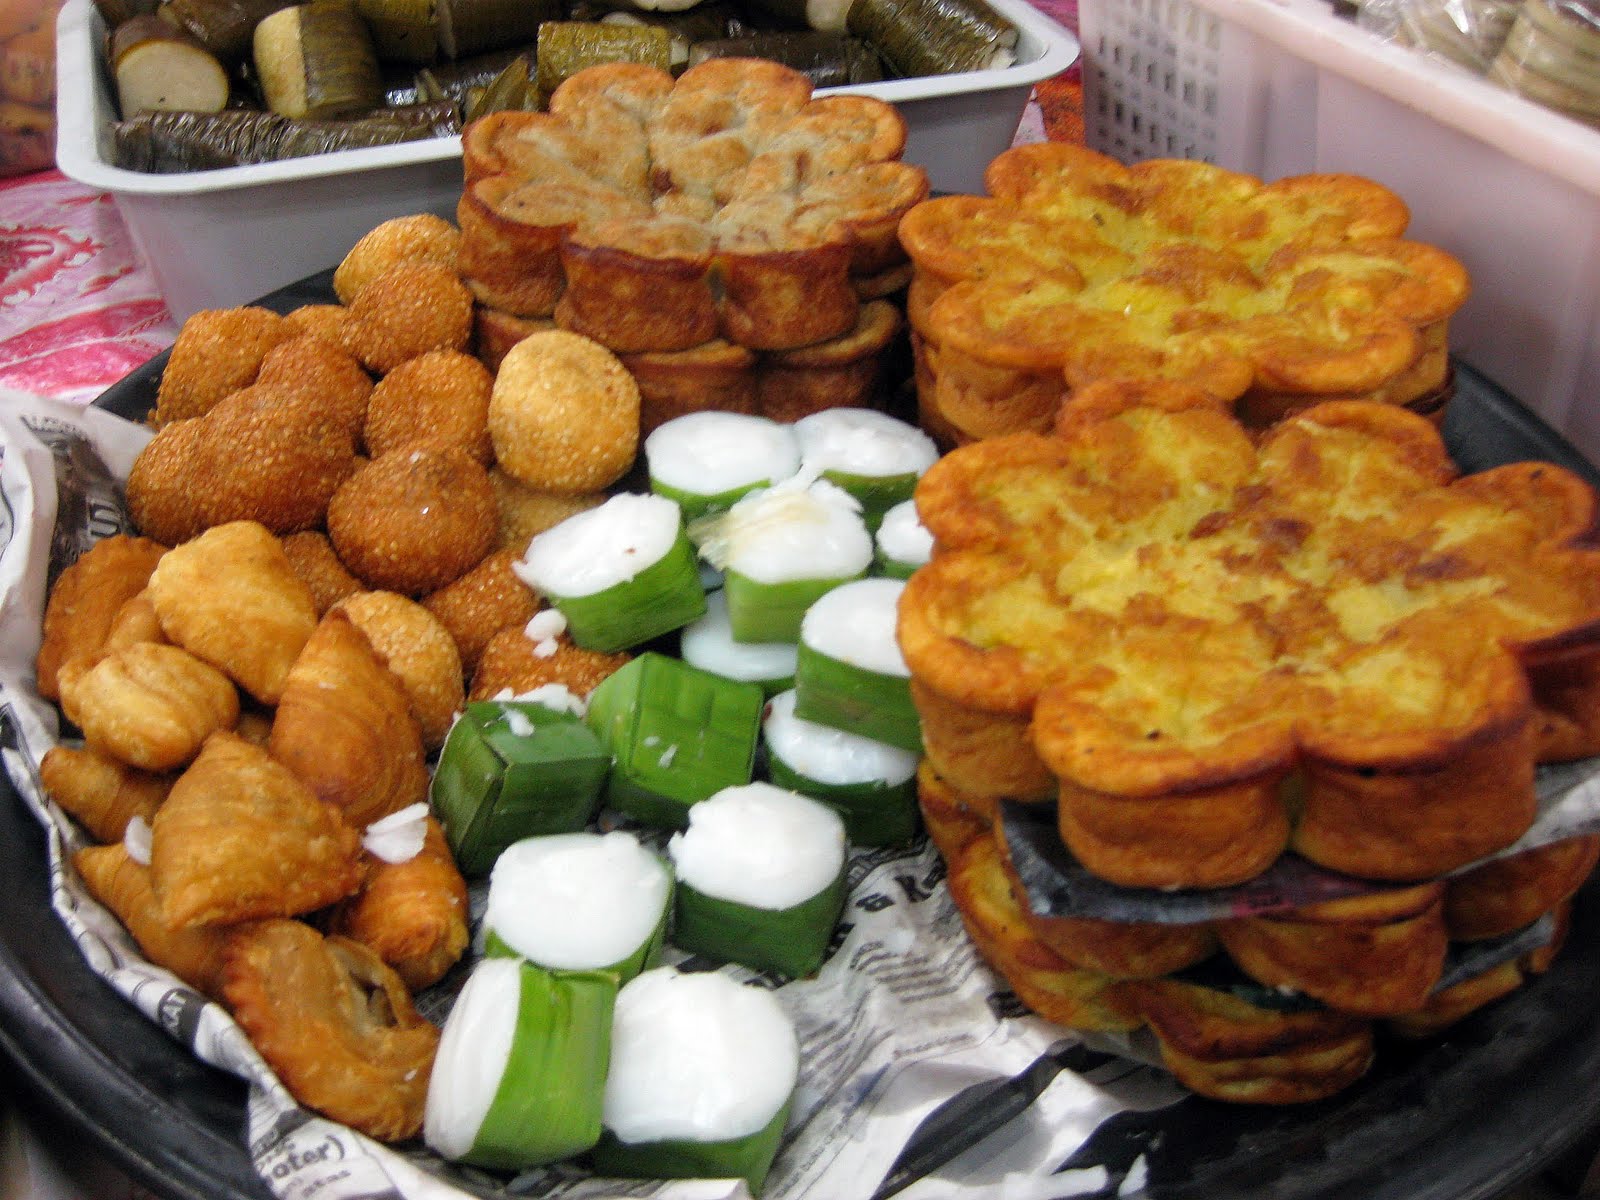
(514, 683, 587, 717)
(799, 577, 910, 677)
(363, 801, 430, 864)
(875, 499, 934, 569)
(515, 493, 682, 599)
(486, 832, 671, 971)
(692, 479, 872, 585)
(123, 814, 153, 866)
(603, 967, 799, 1143)
(763, 689, 918, 786)
(667, 782, 845, 909)
(424, 957, 522, 1160)
(680, 590, 799, 684)
(645, 412, 801, 499)
(794, 409, 939, 480)
(524, 608, 567, 642)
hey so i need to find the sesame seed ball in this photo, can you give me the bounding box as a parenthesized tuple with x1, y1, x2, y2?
(365, 349, 493, 463)
(334, 213, 461, 306)
(488, 330, 641, 493)
(333, 590, 465, 751)
(342, 261, 474, 376)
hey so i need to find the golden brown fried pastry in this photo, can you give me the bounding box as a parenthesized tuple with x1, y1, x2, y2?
(330, 817, 469, 990)
(473, 305, 555, 373)
(332, 591, 465, 752)
(74, 843, 231, 997)
(468, 628, 631, 701)
(1127, 975, 1375, 1104)
(754, 299, 903, 423)
(1215, 883, 1449, 1016)
(333, 213, 461, 305)
(488, 468, 607, 553)
(255, 335, 374, 443)
(147, 521, 320, 705)
(909, 677, 1056, 804)
(57, 643, 239, 772)
(421, 548, 541, 675)
(233, 707, 275, 747)
(914, 760, 993, 862)
(36, 534, 167, 702)
(281, 303, 353, 347)
(101, 589, 168, 654)
(221, 919, 439, 1142)
(150, 731, 362, 928)
(269, 611, 429, 829)
(619, 339, 759, 436)
(340, 260, 475, 375)
(125, 418, 213, 546)
(363, 349, 493, 463)
(326, 448, 498, 595)
(279, 531, 364, 615)
(151, 307, 296, 426)
(40, 744, 174, 844)
(1443, 835, 1600, 941)
(487, 330, 640, 493)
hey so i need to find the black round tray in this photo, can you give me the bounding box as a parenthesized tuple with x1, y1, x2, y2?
(3, 274, 1599, 1200)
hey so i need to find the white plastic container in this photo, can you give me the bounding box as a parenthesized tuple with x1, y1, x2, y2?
(1078, 0, 1600, 461)
(54, 0, 1077, 323)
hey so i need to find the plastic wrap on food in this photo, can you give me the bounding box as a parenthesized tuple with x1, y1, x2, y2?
(110, 102, 458, 171)
(686, 30, 884, 84)
(534, 20, 673, 95)
(458, 53, 538, 119)
(158, 0, 299, 60)
(437, 0, 559, 60)
(845, 0, 1018, 76)
(410, 44, 530, 104)
(1488, 0, 1600, 127)
(353, 0, 439, 64)
(595, 2, 748, 70)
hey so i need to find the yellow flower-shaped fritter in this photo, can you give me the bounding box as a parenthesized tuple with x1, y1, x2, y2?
(456, 59, 929, 356)
(899, 380, 1600, 890)
(897, 143, 1471, 443)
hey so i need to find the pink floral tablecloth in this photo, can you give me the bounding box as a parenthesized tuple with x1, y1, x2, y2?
(0, 169, 177, 407)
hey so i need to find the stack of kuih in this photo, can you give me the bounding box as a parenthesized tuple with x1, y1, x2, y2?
(894, 145, 1600, 1103)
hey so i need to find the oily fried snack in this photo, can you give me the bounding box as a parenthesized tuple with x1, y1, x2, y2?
(254, 334, 374, 443)
(326, 447, 498, 595)
(147, 521, 320, 705)
(1442, 835, 1600, 940)
(333, 212, 461, 306)
(468, 628, 631, 701)
(914, 760, 994, 862)
(101, 589, 167, 654)
(269, 611, 429, 829)
(363, 349, 493, 463)
(340, 260, 475, 375)
(421, 547, 541, 674)
(151, 306, 297, 426)
(279, 531, 363, 615)
(944, 832, 1139, 1032)
(35, 534, 167, 702)
(488, 468, 607, 552)
(900, 381, 1600, 889)
(472, 305, 556, 373)
(221, 919, 439, 1142)
(909, 677, 1055, 803)
(74, 843, 231, 997)
(150, 731, 362, 928)
(125, 418, 213, 546)
(1214, 883, 1449, 1016)
(329, 816, 470, 991)
(897, 144, 1470, 441)
(456, 60, 927, 353)
(332, 591, 466, 751)
(619, 339, 759, 436)
(39, 744, 174, 844)
(57, 642, 239, 772)
(754, 298, 903, 423)
(488, 329, 640, 493)
(281, 303, 354, 347)
(1125, 975, 1375, 1104)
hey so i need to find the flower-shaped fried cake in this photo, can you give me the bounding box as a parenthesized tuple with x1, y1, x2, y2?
(897, 143, 1470, 442)
(899, 380, 1600, 890)
(457, 59, 929, 355)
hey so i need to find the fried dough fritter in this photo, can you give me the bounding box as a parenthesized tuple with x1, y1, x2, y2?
(330, 817, 469, 991)
(57, 643, 240, 772)
(151, 306, 297, 427)
(421, 547, 541, 675)
(255, 334, 375, 443)
(282, 303, 354, 347)
(75, 843, 231, 998)
(279, 530, 364, 616)
(35, 533, 168, 702)
(487, 329, 640, 493)
(332, 591, 465, 752)
(269, 611, 429, 830)
(363, 349, 493, 463)
(326, 447, 497, 595)
(40, 743, 175, 844)
(149, 731, 363, 928)
(333, 213, 461, 306)
(488, 467, 606, 553)
(147, 521, 320, 706)
(468, 627, 630, 701)
(340, 260, 475, 376)
(220, 919, 440, 1143)
(101, 589, 168, 655)
(125, 418, 214, 546)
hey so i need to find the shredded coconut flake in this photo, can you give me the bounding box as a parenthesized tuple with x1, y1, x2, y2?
(364, 802, 430, 863)
(123, 815, 153, 866)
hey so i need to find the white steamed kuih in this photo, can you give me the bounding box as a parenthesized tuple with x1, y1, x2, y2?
(763, 689, 918, 786)
(602, 966, 799, 1144)
(423, 957, 522, 1161)
(644, 412, 802, 497)
(800, 578, 911, 676)
(680, 590, 799, 682)
(875, 499, 934, 567)
(668, 783, 846, 910)
(514, 493, 682, 598)
(693, 479, 872, 585)
(794, 408, 939, 478)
